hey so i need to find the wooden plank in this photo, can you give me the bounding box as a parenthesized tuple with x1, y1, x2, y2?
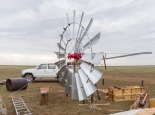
(78, 103, 110, 106)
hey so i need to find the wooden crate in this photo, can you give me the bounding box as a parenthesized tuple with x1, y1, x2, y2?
(108, 86, 145, 102)
(0, 94, 7, 115)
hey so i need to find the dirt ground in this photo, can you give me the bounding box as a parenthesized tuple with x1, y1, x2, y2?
(0, 65, 155, 115)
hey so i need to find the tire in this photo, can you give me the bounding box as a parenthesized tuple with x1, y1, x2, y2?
(24, 74, 35, 83)
(57, 76, 60, 82)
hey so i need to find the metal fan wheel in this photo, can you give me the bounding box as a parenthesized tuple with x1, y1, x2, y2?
(55, 11, 103, 101)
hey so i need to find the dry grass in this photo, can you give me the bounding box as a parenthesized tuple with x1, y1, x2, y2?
(0, 65, 155, 115)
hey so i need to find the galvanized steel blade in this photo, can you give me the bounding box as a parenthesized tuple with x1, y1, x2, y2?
(55, 59, 65, 65)
(65, 71, 73, 95)
(78, 69, 97, 96)
(75, 73, 87, 101)
(80, 62, 102, 84)
(83, 32, 101, 50)
(54, 52, 65, 58)
(60, 68, 72, 87)
(65, 39, 72, 51)
(81, 52, 104, 64)
(79, 18, 93, 43)
(56, 65, 67, 82)
(57, 43, 65, 51)
(73, 10, 76, 39)
(54, 59, 65, 69)
(71, 73, 79, 100)
(105, 52, 152, 60)
(75, 12, 84, 42)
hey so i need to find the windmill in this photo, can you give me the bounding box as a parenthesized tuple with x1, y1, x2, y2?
(54, 11, 151, 101)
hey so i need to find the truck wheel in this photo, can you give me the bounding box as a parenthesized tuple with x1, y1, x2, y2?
(57, 76, 60, 82)
(24, 74, 35, 82)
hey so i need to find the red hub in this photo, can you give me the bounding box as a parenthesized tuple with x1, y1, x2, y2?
(68, 53, 82, 60)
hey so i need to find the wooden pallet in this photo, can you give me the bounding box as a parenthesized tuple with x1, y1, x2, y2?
(108, 86, 145, 102)
(0, 94, 7, 115)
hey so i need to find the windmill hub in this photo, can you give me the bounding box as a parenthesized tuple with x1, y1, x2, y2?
(68, 53, 82, 60)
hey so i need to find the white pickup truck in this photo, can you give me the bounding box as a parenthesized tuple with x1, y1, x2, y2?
(21, 63, 59, 82)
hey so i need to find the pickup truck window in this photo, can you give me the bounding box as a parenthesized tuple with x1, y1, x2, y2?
(38, 64, 47, 69)
(48, 64, 56, 69)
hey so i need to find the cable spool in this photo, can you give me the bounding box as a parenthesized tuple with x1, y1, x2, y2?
(6, 78, 28, 91)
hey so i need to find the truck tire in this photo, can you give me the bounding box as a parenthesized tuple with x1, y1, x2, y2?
(24, 74, 35, 83)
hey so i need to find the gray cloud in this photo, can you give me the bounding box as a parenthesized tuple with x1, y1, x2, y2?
(0, 0, 154, 65)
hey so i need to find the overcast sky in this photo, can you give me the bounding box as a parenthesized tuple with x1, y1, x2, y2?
(0, 0, 154, 66)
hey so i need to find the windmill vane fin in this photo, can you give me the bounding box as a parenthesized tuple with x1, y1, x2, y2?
(83, 32, 100, 50)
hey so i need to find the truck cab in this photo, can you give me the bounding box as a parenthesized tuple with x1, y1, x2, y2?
(22, 63, 58, 82)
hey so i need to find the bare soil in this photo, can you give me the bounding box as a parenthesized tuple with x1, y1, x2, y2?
(0, 65, 155, 115)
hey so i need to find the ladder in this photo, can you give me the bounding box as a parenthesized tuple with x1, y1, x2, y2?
(12, 96, 32, 115)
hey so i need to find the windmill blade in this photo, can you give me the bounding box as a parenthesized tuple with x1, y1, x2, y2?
(76, 12, 84, 41)
(54, 60, 64, 65)
(78, 69, 97, 96)
(56, 65, 68, 82)
(83, 32, 100, 50)
(105, 52, 152, 60)
(60, 68, 72, 87)
(54, 59, 65, 69)
(54, 52, 65, 58)
(71, 74, 79, 100)
(57, 43, 65, 51)
(79, 18, 93, 43)
(80, 62, 102, 84)
(65, 70, 72, 95)
(81, 52, 104, 64)
(73, 10, 75, 39)
(75, 73, 87, 101)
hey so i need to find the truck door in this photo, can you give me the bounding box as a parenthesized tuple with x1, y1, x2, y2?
(46, 64, 57, 77)
(35, 64, 48, 77)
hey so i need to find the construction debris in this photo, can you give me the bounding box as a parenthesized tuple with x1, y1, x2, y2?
(98, 89, 108, 94)
(12, 96, 31, 115)
(78, 103, 110, 111)
(130, 93, 150, 110)
(108, 86, 146, 102)
(0, 94, 7, 115)
(0, 80, 6, 85)
(78, 103, 110, 106)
